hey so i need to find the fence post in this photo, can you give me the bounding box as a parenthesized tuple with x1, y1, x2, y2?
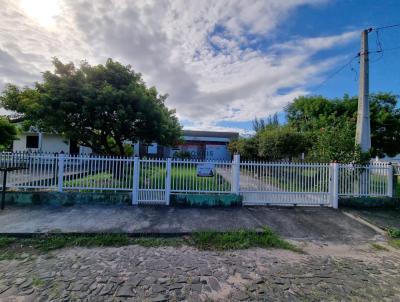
(132, 157, 140, 205)
(330, 162, 339, 209)
(231, 154, 240, 195)
(165, 158, 172, 206)
(57, 153, 65, 192)
(387, 163, 393, 197)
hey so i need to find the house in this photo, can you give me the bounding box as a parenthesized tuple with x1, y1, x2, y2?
(172, 130, 238, 160)
(138, 130, 239, 160)
(12, 129, 91, 154)
(12, 129, 239, 160)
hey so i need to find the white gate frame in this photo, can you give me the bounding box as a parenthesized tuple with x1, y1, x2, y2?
(132, 157, 140, 205)
(330, 162, 339, 209)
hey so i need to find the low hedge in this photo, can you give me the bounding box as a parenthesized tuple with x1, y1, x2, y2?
(339, 196, 400, 209)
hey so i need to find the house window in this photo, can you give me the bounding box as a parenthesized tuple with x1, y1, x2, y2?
(26, 135, 39, 149)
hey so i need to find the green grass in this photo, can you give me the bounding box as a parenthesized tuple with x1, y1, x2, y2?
(0, 237, 15, 248)
(0, 251, 17, 261)
(192, 228, 300, 251)
(62, 164, 231, 192)
(63, 172, 114, 188)
(371, 243, 389, 251)
(141, 164, 230, 191)
(0, 229, 299, 257)
(32, 277, 45, 287)
(386, 228, 400, 249)
(387, 227, 400, 239)
(389, 239, 400, 249)
(27, 234, 132, 252)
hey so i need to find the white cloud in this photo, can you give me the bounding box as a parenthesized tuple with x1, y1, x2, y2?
(0, 0, 357, 130)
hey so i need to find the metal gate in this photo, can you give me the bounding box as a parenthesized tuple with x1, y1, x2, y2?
(239, 162, 333, 206)
(134, 158, 169, 205)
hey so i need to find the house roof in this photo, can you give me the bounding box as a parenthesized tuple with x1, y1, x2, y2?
(183, 130, 239, 140)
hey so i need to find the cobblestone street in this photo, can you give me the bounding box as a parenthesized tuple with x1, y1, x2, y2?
(0, 241, 399, 301)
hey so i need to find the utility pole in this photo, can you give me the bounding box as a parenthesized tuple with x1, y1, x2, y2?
(355, 28, 372, 152)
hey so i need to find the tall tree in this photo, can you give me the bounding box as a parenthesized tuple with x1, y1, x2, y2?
(252, 113, 279, 132)
(286, 93, 400, 157)
(1, 58, 182, 155)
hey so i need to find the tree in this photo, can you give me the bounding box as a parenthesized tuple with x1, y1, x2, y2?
(228, 137, 258, 160)
(252, 113, 279, 132)
(286, 93, 400, 157)
(1, 58, 182, 155)
(257, 127, 309, 161)
(0, 117, 17, 151)
(306, 118, 370, 163)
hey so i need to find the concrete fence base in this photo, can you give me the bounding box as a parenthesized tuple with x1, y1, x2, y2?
(3, 191, 131, 207)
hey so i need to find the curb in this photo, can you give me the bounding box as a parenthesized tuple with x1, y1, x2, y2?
(342, 210, 387, 236)
(0, 230, 267, 238)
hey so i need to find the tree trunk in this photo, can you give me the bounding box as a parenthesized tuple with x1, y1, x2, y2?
(116, 139, 125, 156)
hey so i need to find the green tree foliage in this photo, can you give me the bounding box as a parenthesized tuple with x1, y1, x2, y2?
(1, 58, 181, 155)
(257, 127, 308, 161)
(0, 117, 17, 151)
(286, 93, 400, 157)
(228, 137, 258, 160)
(306, 118, 370, 163)
(252, 113, 279, 132)
(228, 126, 308, 161)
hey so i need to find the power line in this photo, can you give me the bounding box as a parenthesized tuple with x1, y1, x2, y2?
(312, 25, 400, 90)
(369, 46, 400, 54)
(313, 55, 359, 91)
(372, 23, 400, 31)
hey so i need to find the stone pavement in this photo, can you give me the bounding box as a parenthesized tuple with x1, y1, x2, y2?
(0, 242, 400, 301)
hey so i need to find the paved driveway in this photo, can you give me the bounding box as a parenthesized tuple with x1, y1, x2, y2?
(0, 205, 378, 243)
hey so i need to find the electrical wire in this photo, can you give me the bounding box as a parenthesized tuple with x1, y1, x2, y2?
(370, 30, 384, 63)
(372, 23, 400, 31)
(311, 24, 400, 90)
(313, 55, 359, 91)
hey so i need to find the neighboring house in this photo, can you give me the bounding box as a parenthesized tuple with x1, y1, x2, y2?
(173, 130, 238, 160)
(138, 130, 239, 160)
(12, 130, 91, 154)
(12, 129, 238, 160)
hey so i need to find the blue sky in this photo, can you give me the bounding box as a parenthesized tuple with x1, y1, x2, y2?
(0, 0, 399, 135)
(216, 0, 400, 131)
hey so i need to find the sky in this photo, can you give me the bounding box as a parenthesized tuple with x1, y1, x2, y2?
(0, 0, 399, 135)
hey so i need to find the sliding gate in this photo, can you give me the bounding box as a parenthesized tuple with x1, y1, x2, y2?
(239, 162, 332, 206)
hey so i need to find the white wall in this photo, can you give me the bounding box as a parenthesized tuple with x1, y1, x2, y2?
(13, 134, 28, 152)
(41, 134, 69, 153)
(13, 133, 69, 153)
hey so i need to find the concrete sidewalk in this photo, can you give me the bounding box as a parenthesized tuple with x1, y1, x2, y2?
(0, 205, 378, 242)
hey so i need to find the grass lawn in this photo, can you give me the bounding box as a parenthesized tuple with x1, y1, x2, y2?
(0, 228, 299, 260)
(61, 164, 231, 192)
(63, 172, 114, 188)
(140, 164, 230, 191)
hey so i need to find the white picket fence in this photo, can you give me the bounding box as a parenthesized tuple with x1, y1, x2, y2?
(0, 152, 394, 207)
